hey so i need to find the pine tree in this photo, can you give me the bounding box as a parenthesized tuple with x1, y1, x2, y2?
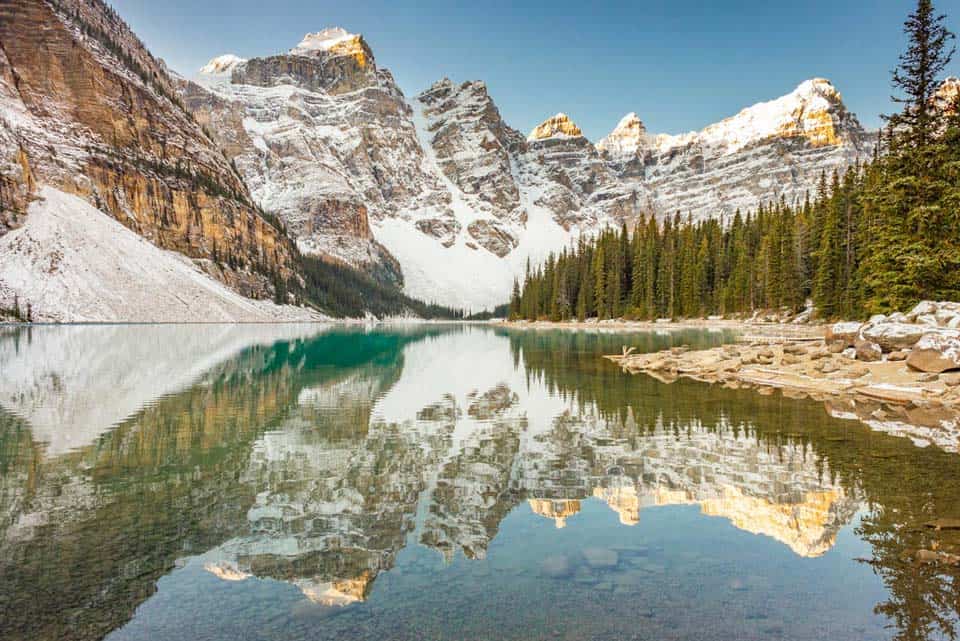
(679, 220, 698, 316)
(618, 222, 631, 314)
(593, 241, 607, 318)
(860, 0, 956, 312)
(642, 216, 659, 318)
(814, 172, 845, 317)
(509, 278, 521, 319)
(607, 232, 623, 318)
(695, 235, 710, 317)
(656, 217, 677, 318)
(779, 209, 803, 311)
(887, 0, 956, 150)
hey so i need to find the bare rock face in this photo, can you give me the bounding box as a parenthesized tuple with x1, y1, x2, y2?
(826, 321, 863, 347)
(907, 333, 960, 373)
(234, 29, 375, 95)
(521, 113, 640, 229)
(412, 218, 458, 248)
(595, 113, 650, 178)
(467, 220, 518, 257)
(417, 79, 523, 214)
(0, 0, 298, 302)
(529, 113, 583, 140)
(934, 76, 960, 113)
(185, 28, 434, 286)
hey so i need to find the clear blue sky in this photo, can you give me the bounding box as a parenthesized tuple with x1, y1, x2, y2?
(114, 0, 960, 140)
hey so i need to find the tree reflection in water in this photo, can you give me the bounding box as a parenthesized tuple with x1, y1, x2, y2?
(0, 325, 958, 641)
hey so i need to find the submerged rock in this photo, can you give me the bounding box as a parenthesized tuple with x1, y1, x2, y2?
(925, 518, 960, 530)
(541, 555, 575, 578)
(582, 547, 619, 569)
(913, 549, 960, 566)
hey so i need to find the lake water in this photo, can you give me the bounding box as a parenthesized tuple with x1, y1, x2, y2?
(1, 324, 959, 641)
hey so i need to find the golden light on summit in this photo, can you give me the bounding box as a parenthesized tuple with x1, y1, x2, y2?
(777, 108, 843, 147)
(529, 113, 584, 140)
(593, 486, 640, 526)
(328, 35, 369, 69)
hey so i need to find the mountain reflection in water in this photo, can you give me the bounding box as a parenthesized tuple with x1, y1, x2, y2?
(1, 325, 959, 641)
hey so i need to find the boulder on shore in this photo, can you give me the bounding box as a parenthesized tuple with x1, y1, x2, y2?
(861, 322, 928, 352)
(855, 339, 883, 362)
(907, 333, 960, 373)
(827, 322, 862, 347)
(907, 301, 939, 321)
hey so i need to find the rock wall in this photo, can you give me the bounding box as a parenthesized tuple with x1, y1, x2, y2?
(0, 0, 300, 298)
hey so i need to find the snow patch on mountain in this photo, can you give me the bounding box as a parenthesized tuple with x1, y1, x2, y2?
(370, 96, 575, 312)
(291, 28, 358, 56)
(186, 32, 872, 312)
(0, 187, 324, 322)
(596, 112, 648, 157)
(200, 54, 247, 75)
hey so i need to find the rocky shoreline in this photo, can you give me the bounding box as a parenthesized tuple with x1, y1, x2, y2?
(496, 317, 825, 339)
(606, 301, 960, 452)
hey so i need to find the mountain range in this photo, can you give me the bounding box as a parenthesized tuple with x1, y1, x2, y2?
(0, 2, 883, 318)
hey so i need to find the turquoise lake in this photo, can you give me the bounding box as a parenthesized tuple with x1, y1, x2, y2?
(1, 324, 959, 641)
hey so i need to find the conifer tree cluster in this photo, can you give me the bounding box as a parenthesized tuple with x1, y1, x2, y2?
(511, 0, 959, 323)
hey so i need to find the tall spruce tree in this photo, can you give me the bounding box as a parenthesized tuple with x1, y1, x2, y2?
(593, 241, 607, 318)
(887, 0, 956, 150)
(860, 0, 956, 312)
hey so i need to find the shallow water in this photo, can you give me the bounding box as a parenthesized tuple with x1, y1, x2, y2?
(1, 324, 959, 641)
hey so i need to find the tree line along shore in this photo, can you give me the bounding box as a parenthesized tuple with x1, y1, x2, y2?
(509, 0, 960, 326)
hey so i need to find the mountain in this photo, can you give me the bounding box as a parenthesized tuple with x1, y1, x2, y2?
(0, 2, 880, 315)
(182, 27, 429, 289)
(0, 0, 322, 321)
(598, 78, 876, 222)
(185, 43, 579, 311)
(187, 30, 875, 311)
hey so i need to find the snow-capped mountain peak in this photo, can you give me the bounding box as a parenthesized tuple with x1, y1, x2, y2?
(596, 112, 648, 155)
(199, 54, 247, 75)
(291, 27, 362, 56)
(528, 112, 584, 141)
(653, 77, 857, 155)
(613, 112, 647, 134)
(936, 76, 960, 111)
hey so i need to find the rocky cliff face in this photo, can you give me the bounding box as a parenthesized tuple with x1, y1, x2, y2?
(598, 78, 876, 222)
(522, 112, 641, 229)
(935, 76, 960, 113)
(183, 27, 441, 287)
(185, 36, 580, 308)
(0, 0, 300, 304)
(184, 27, 874, 310)
(416, 79, 522, 220)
